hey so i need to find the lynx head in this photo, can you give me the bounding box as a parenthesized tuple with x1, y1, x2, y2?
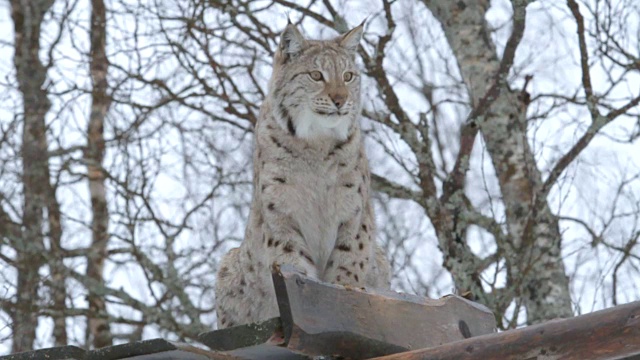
(268, 22, 364, 140)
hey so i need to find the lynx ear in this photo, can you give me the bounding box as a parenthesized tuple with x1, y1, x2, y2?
(336, 21, 364, 53)
(279, 24, 308, 60)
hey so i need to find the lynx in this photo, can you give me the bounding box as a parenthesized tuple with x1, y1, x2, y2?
(215, 22, 390, 329)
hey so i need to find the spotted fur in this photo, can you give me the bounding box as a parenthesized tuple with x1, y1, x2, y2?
(215, 22, 390, 329)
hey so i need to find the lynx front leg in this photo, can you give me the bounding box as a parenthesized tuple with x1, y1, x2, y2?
(261, 219, 318, 279)
(259, 171, 320, 278)
(324, 218, 373, 287)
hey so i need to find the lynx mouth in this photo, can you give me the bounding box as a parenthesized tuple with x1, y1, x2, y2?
(314, 109, 349, 116)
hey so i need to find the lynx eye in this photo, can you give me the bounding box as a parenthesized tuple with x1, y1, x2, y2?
(309, 71, 324, 82)
(343, 72, 354, 82)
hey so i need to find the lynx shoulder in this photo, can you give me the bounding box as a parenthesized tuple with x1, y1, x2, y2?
(215, 22, 390, 329)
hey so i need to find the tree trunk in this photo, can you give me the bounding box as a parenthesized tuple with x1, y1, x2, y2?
(85, 0, 113, 349)
(48, 170, 67, 347)
(421, 0, 573, 323)
(10, 0, 60, 352)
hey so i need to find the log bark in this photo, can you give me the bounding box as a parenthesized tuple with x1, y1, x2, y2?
(274, 264, 495, 358)
(200, 265, 495, 359)
(85, 0, 113, 349)
(371, 300, 640, 360)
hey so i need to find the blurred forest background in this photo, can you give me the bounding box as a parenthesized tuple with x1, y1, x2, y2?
(0, 0, 639, 354)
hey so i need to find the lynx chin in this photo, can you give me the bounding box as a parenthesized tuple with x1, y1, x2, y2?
(215, 22, 391, 329)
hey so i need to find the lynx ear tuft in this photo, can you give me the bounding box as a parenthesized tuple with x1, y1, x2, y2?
(279, 24, 308, 60)
(336, 21, 364, 54)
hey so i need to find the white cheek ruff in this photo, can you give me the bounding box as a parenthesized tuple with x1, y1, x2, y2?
(295, 108, 351, 140)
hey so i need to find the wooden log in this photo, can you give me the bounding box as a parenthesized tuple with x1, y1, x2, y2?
(0, 345, 86, 360)
(199, 318, 308, 359)
(370, 300, 640, 360)
(89, 338, 236, 360)
(200, 265, 495, 359)
(273, 264, 496, 359)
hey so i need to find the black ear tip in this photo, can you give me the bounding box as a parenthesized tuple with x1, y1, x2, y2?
(283, 22, 298, 34)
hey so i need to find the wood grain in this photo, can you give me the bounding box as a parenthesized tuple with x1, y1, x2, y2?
(273, 264, 496, 358)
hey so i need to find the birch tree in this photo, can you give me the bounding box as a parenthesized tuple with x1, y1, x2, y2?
(6, 0, 64, 352)
(85, 0, 113, 348)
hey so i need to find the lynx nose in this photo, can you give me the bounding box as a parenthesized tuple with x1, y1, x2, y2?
(330, 93, 347, 109)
